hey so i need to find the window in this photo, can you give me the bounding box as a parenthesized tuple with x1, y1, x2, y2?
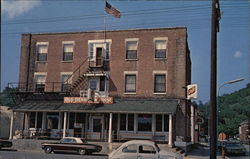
(36, 43, 48, 61)
(138, 114, 152, 131)
(120, 114, 126, 131)
(88, 40, 111, 61)
(63, 43, 73, 61)
(29, 112, 36, 128)
(128, 114, 134, 131)
(154, 74, 166, 93)
(100, 76, 106, 91)
(122, 145, 137, 153)
(126, 41, 138, 59)
(125, 74, 136, 93)
(164, 114, 169, 132)
(155, 40, 167, 58)
(46, 112, 59, 129)
(156, 114, 163, 132)
(37, 112, 43, 129)
(61, 73, 72, 92)
(34, 74, 46, 92)
(139, 145, 156, 154)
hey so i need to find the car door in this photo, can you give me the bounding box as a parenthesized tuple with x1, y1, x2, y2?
(120, 144, 138, 159)
(138, 145, 158, 159)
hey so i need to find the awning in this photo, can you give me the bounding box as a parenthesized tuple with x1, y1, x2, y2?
(12, 99, 178, 114)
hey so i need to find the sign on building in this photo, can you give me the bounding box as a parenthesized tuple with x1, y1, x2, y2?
(187, 84, 198, 99)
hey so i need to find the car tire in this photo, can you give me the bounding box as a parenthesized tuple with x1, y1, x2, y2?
(78, 149, 86, 155)
(44, 146, 53, 154)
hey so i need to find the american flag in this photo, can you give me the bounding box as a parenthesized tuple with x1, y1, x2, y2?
(105, 1, 121, 18)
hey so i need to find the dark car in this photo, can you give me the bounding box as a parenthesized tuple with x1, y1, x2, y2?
(41, 137, 102, 155)
(223, 141, 246, 156)
(0, 139, 13, 149)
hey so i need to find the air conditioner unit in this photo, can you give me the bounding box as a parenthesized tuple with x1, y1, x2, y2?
(80, 90, 87, 97)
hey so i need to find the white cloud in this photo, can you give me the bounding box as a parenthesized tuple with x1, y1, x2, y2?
(2, 0, 41, 19)
(234, 51, 242, 58)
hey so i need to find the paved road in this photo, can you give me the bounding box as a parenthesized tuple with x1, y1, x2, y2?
(0, 149, 108, 159)
(226, 144, 250, 159)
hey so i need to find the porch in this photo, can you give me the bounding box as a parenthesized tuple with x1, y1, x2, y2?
(10, 99, 178, 146)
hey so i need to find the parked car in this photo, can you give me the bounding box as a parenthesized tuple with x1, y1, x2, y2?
(0, 139, 13, 149)
(109, 140, 183, 159)
(41, 137, 102, 155)
(223, 141, 246, 156)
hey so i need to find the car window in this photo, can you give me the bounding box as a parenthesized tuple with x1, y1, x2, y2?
(139, 145, 156, 154)
(71, 139, 77, 143)
(122, 145, 137, 153)
(61, 138, 73, 143)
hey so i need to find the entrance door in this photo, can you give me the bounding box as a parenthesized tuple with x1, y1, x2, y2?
(91, 116, 103, 140)
(96, 47, 103, 67)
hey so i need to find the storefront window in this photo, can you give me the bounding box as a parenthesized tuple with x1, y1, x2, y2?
(120, 114, 126, 131)
(128, 114, 134, 131)
(29, 112, 36, 128)
(156, 114, 163, 132)
(138, 114, 152, 131)
(69, 113, 75, 129)
(164, 114, 169, 132)
(47, 112, 59, 129)
(37, 112, 43, 129)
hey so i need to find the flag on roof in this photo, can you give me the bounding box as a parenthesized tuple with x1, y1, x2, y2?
(105, 1, 121, 18)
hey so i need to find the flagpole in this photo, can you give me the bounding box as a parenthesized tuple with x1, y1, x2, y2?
(103, 0, 107, 64)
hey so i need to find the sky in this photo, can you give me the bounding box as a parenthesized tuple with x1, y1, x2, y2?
(1, 0, 249, 103)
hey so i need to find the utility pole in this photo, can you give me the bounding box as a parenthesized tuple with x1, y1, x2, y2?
(210, 0, 220, 158)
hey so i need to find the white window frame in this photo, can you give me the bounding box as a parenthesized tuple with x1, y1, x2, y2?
(153, 71, 167, 94)
(153, 37, 168, 59)
(62, 41, 74, 62)
(36, 42, 49, 62)
(88, 39, 112, 61)
(125, 38, 139, 60)
(124, 71, 138, 94)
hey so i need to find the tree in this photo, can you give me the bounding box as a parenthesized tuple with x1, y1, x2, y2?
(0, 87, 15, 107)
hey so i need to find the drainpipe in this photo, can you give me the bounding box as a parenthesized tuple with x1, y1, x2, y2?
(26, 34, 32, 91)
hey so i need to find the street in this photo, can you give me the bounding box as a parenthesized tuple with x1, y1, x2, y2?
(0, 149, 108, 159)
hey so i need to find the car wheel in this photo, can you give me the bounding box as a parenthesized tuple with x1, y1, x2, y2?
(44, 146, 53, 154)
(78, 149, 86, 155)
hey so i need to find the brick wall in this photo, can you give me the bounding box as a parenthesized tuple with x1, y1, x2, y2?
(19, 27, 190, 99)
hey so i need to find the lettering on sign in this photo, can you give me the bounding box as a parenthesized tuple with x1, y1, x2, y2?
(64, 97, 113, 104)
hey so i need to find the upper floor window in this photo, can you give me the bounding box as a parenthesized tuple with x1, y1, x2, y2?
(61, 73, 72, 92)
(36, 43, 48, 61)
(63, 42, 74, 61)
(154, 38, 168, 59)
(125, 74, 136, 93)
(34, 73, 46, 92)
(88, 40, 111, 61)
(126, 40, 138, 60)
(154, 74, 166, 93)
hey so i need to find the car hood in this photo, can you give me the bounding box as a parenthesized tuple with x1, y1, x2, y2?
(159, 150, 183, 159)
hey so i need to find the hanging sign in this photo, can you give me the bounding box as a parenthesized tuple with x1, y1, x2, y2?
(187, 84, 198, 99)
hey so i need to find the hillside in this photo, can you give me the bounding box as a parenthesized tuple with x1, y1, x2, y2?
(218, 83, 250, 136)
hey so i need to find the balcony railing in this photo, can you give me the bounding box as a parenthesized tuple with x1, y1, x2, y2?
(8, 82, 72, 93)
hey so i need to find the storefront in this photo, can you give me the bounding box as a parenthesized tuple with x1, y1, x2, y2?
(10, 99, 178, 146)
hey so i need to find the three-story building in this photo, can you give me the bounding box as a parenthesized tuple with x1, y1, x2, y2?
(10, 27, 191, 149)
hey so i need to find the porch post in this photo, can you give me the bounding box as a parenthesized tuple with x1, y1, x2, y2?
(168, 114, 173, 147)
(9, 111, 14, 139)
(191, 105, 195, 144)
(108, 113, 113, 143)
(63, 112, 67, 138)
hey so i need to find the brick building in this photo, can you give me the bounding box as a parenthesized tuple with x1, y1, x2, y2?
(9, 27, 191, 149)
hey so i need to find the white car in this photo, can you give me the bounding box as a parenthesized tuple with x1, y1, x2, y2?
(109, 140, 183, 159)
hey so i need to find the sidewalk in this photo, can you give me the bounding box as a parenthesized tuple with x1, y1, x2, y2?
(184, 144, 228, 159)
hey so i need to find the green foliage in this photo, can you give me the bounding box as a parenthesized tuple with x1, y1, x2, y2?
(218, 85, 250, 136)
(0, 87, 15, 107)
(197, 83, 250, 137)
